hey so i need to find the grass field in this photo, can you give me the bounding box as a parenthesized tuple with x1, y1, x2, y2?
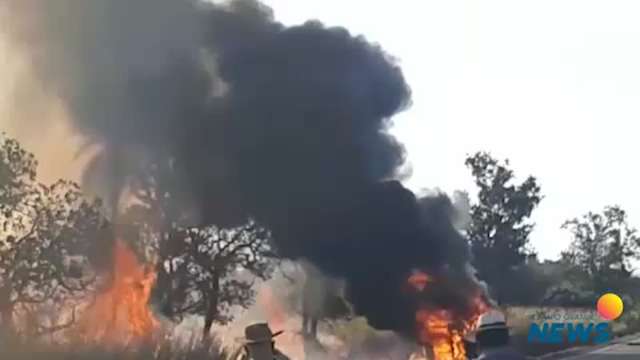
(0, 329, 226, 360)
(2, 306, 639, 360)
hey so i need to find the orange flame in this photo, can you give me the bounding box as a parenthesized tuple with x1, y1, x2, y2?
(256, 285, 305, 359)
(257, 285, 287, 331)
(77, 240, 158, 345)
(408, 271, 487, 360)
(415, 309, 465, 360)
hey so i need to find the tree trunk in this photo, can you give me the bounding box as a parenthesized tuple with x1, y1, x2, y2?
(202, 275, 220, 339)
(0, 305, 13, 328)
(0, 288, 14, 332)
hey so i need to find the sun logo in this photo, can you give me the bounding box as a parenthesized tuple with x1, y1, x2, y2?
(597, 293, 624, 321)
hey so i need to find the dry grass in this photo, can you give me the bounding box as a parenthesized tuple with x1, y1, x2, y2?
(3, 306, 638, 360)
(0, 329, 227, 360)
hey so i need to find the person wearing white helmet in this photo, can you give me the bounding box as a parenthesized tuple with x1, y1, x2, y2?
(474, 310, 526, 360)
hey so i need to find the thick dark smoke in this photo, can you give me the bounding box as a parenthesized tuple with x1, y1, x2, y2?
(1, 0, 488, 338)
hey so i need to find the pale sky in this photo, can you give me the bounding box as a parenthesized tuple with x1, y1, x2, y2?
(262, 0, 640, 260)
(1, 1, 639, 261)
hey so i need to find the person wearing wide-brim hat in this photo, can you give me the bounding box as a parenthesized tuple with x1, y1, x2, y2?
(230, 323, 290, 360)
(474, 310, 526, 360)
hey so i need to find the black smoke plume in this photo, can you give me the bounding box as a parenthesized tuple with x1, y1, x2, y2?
(1, 0, 489, 338)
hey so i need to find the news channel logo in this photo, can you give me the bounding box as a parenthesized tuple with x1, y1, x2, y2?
(527, 293, 624, 345)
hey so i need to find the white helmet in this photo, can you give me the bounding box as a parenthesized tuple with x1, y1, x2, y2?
(476, 310, 508, 333)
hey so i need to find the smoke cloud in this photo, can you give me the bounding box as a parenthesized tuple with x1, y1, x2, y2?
(0, 0, 488, 338)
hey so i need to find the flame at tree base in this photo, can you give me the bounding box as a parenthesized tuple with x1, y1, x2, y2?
(76, 240, 158, 346)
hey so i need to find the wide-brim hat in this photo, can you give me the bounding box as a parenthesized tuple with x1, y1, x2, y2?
(241, 323, 284, 344)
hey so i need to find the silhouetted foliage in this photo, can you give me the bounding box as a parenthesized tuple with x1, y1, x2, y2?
(123, 160, 196, 262)
(561, 205, 640, 294)
(522, 257, 597, 306)
(155, 221, 275, 337)
(465, 152, 542, 304)
(0, 134, 105, 334)
(123, 160, 275, 337)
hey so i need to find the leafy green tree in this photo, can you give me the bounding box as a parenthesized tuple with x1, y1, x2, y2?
(0, 134, 105, 333)
(561, 205, 640, 293)
(465, 151, 542, 303)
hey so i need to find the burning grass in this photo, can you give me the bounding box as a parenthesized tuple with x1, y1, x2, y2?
(0, 237, 211, 359)
(0, 239, 503, 360)
(0, 329, 226, 360)
(74, 240, 158, 346)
